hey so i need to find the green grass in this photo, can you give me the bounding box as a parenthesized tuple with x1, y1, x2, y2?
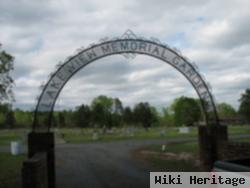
(138, 141, 201, 171)
(228, 126, 250, 135)
(146, 157, 201, 171)
(138, 129, 250, 172)
(234, 137, 250, 142)
(59, 127, 198, 144)
(145, 142, 199, 155)
(0, 153, 25, 188)
(60, 125, 250, 144)
(0, 125, 249, 145)
(0, 129, 28, 146)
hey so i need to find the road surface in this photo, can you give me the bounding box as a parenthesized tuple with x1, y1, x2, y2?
(56, 138, 195, 188)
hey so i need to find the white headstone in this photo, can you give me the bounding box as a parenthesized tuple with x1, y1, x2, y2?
(161, 144, 166, 152)
(10, 141, 21, 155)
(92, 132, 99, 140)
(179, 127, 190, 134)
(159, 130, 166, 136)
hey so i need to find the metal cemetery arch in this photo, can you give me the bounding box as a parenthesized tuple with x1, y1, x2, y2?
(33, 33, 219, 131)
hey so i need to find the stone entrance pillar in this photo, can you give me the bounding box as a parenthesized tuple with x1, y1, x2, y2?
(198, 125, 228, 171)
(28, 132, 55, 188)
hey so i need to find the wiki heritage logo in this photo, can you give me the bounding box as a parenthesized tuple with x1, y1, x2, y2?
(150, 172, 250, 188)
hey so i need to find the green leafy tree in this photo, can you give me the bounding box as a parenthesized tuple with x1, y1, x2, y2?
(0, 113, 5, 127)
(58, 111, 66, 127)
(149, 106, 159, 126)
(172, 96, 201, 126)
(0, 45, 14, 129)
(111, 113, 122, 127)
(239, 89, 250, 123)
(91, 103, 106, 128)
(0, 103, 9, 114)
(123, 106, 134, 125)
(64, 110, 75, 127)
(5, 110, 15, 129)
(111, 98, 123, 127)
(217, 102, 237, 119)
(160, 107, 174, 127)
(51, 114, 58, 128)
(134, 102, 157, 130)
(112, 98, 122, 113)
(91, 95, 112, 128)
(14, 109, 33, 128)
(74, 104, 92, 128)
(91, 95, 113, 113)
(0, 44, 14, 103)
(91, 95, 124, 128)
(0, 103, 11, 128)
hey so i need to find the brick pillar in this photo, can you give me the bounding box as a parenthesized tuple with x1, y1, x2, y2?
(22, 152, 48, 188)
(28, 132, 55, 188)
(215, 125, 228, 143)
(198, 125, 228, 171)
(198, 126, 213, 171)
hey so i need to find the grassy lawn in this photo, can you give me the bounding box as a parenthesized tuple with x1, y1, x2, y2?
(136, 131, 250, 172)
(0, 153, 25, 188)
(59, 127, 198, 144)
(0, 125, 249, 145)
(0, 129, 28, 146)
(145, 141, 198, 155)
(59, 125, 250, 144)
(234, 137, 250, 142)
(146, 157, 201, 171)
(60, 128, 197, 143)
(136, 141, 201, 171)
(228, 125, 250, 135)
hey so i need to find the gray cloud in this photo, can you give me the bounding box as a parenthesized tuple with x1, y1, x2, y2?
(0, 1, 58, 26)
(1, 0, 249, 111)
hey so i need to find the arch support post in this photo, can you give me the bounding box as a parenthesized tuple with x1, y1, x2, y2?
(198, 125, 228, 171)
(27, 132, 56, 188)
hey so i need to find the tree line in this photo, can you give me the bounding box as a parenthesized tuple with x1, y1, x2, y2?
(0, 90, 250, 129)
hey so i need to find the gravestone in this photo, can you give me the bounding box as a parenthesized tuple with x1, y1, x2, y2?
(92, 132, 99, 140)
(161, 144, 166, 152)
(179, 127, 190, 134)
(159, 129, 166, 136)
(10, 141, 21, 155)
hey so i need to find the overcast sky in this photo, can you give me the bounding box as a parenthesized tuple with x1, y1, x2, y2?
(1, 0, 250, 110)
